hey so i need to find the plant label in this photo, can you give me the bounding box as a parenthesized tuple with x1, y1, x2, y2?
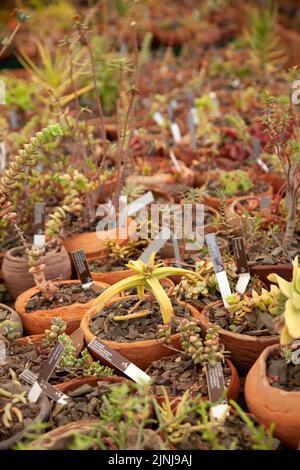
(233, 237, 250, 294)
(34, 202, 46, 249)
(260, 196, 271, 210)
(188, 110, 197, 150)
(20, 368, 69, 404)
(138, 226, 171, 264)
(170, 122, 182, 143)
(0, 141, 6, 170)
(0, 340, 6, 365)
(153, 111, 165, 127)
(88, 337, 151, 386)
(205, 362, 228, 421)
(169, 149, 181, 172)
(205, 233, 231, 307)
(28, 340, 65, 403)
(71, 249, 93, 289)
(252, 137, 269, 173)
(171, 233, 182, 268)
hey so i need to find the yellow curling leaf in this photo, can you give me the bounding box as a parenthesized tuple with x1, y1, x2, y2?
(280, 324, 294, 346)
(284, 299, 300, 340)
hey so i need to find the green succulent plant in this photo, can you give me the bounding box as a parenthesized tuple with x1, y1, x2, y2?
(219, 170, 252, 196)
(268, 256, 300, 345)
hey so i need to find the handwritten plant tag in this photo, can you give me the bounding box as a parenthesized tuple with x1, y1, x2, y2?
(71, 249, 93, 289)
(28, 340, 65, 403)
(88, 337, 151, 386)
(20, 369, 69, 404)
(33, 203, 46, 249)
(233, 237, 250, 294)
(205, 233, 231, 307)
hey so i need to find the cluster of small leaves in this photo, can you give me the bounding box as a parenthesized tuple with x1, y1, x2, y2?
(0, 320, 21, 340)
(174, 260, 237, 301)
(43, 317, 67, 347)
(219, 170, 252, 196)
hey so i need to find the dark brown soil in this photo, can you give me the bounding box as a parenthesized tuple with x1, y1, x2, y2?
(0, 383, 41, 443)
(0, 340, 100, 386)
(90, 297, 190, 342)
(247, 232, 300, 266)
(50, 381, 121, 428)
(174, 411, 279, 450)
(267, 348, 300, 392)
(90, 259, 128, 273)
(207, 305, 278, 336)
(25, 284, 101, 313)
(147, 353, 231, 397)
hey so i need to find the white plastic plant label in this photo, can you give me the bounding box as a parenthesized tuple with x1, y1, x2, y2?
(169, 149, 181, 172)
(0, 141, 6, 170)
(205, 233, 231, 308)
(153, 111, 165, 127)
(170, 122, 182, 143)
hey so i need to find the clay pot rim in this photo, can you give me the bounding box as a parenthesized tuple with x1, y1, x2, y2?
(81, 295, 193, 351)
(250, 263, 293, 271)
(4, 244, 67, 261)
(0, 303, 18, 316)
(15, 280, 109, 317)
(201, 300, 279, 344)
(254, 344, 300, 398)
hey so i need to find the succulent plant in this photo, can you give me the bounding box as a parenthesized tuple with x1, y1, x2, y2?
(175, 260, 237, 301)
(44, 317, 67, 347)
(0, 320, 22, 340)
(268, 256, 300, 345)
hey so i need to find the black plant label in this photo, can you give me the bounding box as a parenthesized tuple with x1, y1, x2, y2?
(71, 249, 93, 286)
(206, 363, 226, 403)
(20, 368, 69, 403)
(233, 237, 249, 274)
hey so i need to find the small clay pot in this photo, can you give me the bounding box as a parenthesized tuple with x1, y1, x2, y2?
(245, 344, 300, 449)
(2, 245, 72, 300)
(250, 264, 293, 285)
(63, 218, 134, 260)
(15, 280, 110, 336)
(81, 296, 198, 370)
(198, 301, 279, 372)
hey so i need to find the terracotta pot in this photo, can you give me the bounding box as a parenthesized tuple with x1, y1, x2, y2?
(245, 344, 300, 449)
(0, 385, 50, 450)
(63, 219, 134, 260)
(0, 303, 23, 337)
(262, 173, 286, 194)
(55, 375, 126, 394)
(250, 264, 293, 285)
(92, 267, 135, 285)
(198, 301, 279, 372)
(2, 245, 72, 300)
(15, 280, 110, 336)
(0, 251, 5, 280)
(203, 182, 273, 210)
(159, 206, 219, 259)
(146, 357, 240, 410)
(81, 297, 198, 370)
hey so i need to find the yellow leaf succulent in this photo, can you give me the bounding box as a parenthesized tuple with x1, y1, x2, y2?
(267, 256, 300, 345)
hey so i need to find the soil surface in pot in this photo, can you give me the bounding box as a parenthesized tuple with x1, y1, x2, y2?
(50, 381, 126, 428)
(266, 348, 300, 392)
(147, 353, 231, 397)
(90, 259, 129, 273)
(0, 306, 13, 321)
(90, 297, 190, 342)
(247, 232, 300, 266)
(174, 412, 279, 450)
(207, 304, 278, 336)
(25, 284, 101, 313)
(0, 383, 41, 443)
(0, 340, 113, 386)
